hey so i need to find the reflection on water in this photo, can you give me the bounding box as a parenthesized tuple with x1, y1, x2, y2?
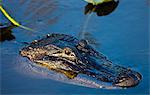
(20, 0, 58, 31)
(84, 0, 119, 16)
(0, 23, 16, 42)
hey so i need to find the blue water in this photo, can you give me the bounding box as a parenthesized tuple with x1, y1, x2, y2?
(0, 0, 149, 94)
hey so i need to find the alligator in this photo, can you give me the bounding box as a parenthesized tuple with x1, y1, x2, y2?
(20, 33, 142, 89)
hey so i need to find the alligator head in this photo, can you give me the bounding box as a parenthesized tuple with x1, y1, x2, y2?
(20, 33, 142, 89)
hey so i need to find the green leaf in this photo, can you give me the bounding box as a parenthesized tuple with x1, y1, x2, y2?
(84, 0, 113, 5)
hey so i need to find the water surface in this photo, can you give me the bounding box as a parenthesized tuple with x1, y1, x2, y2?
(0, 0, 149, 94)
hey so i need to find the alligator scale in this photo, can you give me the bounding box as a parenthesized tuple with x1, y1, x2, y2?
(20, 33, 142, 89)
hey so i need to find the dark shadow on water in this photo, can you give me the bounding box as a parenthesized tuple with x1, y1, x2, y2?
(84, 0, 119, 16)
(0, 23, 16, 42)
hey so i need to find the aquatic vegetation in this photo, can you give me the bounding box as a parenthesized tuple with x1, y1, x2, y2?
(0, 0, 33, 31)
(84, 0, 118, 5)
(79, 0, 119, 47)
(84, 0, 119, 16)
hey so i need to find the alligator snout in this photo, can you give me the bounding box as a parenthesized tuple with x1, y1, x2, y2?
(88, 61, 142, 88)
(113, 71, 142, 87)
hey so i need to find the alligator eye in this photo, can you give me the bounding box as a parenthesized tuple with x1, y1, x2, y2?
(63, 47, 72, 55)
(65, 51, 71, 55)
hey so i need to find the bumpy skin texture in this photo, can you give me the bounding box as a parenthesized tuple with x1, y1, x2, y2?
(20, 33, 142, 88)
